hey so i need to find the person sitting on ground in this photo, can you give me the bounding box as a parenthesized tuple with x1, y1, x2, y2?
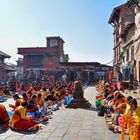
(37, 93, 44, 107)
(113, 94, 126, 113)
(22, 92, 29, 102)
(120, 96, 133, 116)
(26, 95, 38, 112)
(130, 98, 140, 123)
(27, 91, 32, 99)
(0, 88, 4, 96)
(40, 87, 48, 98)
(9, 101, 39, 131)
(31, 94, 38, 106)
(44, 94, 58, 111)
(108, 95, 130, 132)
(113, 96, 133, 133)
(27, 99, 38, 112)
(3, 87, 11, 95)
(9, 94, 23, 110)
(0, 104, 9, 128)
(44, 94, 54, 107)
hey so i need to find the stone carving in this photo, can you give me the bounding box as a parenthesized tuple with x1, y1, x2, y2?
(73, 81, 83, 99)
(66, 81, 91, 108)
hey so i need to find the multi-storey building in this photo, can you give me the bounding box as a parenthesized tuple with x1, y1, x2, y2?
(17, 36, 112, 82)
(18, 36, 69, 74)
(129, 0, 140, 81)
(0, 51, 16, 83)
(109, 3, 135, 81)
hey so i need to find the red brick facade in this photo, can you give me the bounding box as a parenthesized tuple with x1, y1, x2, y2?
(18, 37, 67, 73)
(108, 4, 126, 79)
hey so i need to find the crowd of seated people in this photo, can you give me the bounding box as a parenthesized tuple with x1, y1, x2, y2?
(0, 80, 74, 132)
(96, 80, 140, 139)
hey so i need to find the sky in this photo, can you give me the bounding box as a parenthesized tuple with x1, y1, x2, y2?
(0, 0, 126, 65)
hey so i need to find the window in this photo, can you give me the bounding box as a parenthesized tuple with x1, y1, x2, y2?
(82, 66, 94, 71)
(50, 39, 58, 47)
(28, 55, 43, 67)
(123, 36, 126, 43)
(126, 50, 129, 61)
(123, 56, 125, 62)
(131, 46, 134, 60)
(95, 67, 102, 71)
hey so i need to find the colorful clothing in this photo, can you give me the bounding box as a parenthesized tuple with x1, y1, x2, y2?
(40, 90, 48, 98)
(37, 97, 44, 107)
(9, 106, 36, 131)
(23, 97, 29, 102)
(124, 104, 130, 115)
(133, 106, 140, 123)
(0, 104, 9, 123)
(10, 99, 23, 110)
(0, 89, 4, 96)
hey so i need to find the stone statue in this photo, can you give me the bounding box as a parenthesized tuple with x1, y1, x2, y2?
(66, 80, 91, 108)
(73, 81, 83, 99)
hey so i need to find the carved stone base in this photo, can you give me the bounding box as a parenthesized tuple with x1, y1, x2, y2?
(66, 98, 91, 109)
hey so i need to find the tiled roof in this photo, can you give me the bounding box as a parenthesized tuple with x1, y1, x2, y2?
(4, 62, 16, 71)
(0, 51, 11, 58)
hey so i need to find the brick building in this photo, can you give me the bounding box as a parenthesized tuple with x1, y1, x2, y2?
(109, 0, 140, 85)
(18, 36, 112, 82)
(108, 4, 135, 81)
(18, 36, 69, 74)
(0, 51, 16, 83)
(60, 62, 112, 82)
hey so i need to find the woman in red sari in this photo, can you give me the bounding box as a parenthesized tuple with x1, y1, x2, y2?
(9, 102, 39, 131)
(0, 104, 9, 130)
(0, 104, 9, 124)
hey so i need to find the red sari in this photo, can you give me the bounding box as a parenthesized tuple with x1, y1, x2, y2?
(9, 106, 37, 131)
(0, 104, 9, 124)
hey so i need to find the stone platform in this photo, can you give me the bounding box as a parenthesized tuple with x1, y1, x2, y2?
(66, 98, 91, 108)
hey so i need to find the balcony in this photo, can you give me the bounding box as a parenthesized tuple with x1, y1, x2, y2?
(124, 15, 135, 26)
(120, 15, 135, 35)
(122, 39, 134, 49)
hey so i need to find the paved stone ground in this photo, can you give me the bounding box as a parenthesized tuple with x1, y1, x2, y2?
(0, 87, 127, 140)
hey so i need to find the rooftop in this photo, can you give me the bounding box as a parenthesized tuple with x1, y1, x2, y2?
(0, 51, 11, 58)
(108, 4, 126, 24)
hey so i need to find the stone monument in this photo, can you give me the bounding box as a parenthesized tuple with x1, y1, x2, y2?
(66, 81, 91, 108)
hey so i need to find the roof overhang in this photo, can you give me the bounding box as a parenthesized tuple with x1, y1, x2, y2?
(108, 4, 126, 24)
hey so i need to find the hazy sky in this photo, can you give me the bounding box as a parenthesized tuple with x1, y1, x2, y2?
(0, 0, 126, 65)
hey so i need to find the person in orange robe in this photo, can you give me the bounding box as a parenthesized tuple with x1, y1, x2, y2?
(22, 92, 29, 102)
(0, 88, 4, 96)
(27, 91, 32, 99)
(130, 98, 140, 123)
(37, 93, 44, 107)
(9, 102, 38, 131)
(9, 94, 23, 110)
(0, 104, 9, 124)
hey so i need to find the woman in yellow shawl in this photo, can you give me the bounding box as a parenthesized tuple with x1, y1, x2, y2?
(9, 101, 38, 131)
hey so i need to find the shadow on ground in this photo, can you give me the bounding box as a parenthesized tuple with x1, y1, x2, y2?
(0, 128, 9, 134)
(10, 128, 39, 135)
